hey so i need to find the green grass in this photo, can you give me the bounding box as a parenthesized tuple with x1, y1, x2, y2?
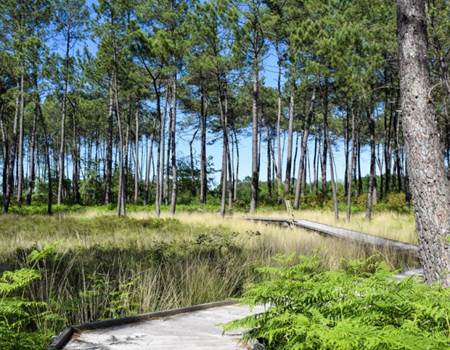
(0, 207, 419, 349)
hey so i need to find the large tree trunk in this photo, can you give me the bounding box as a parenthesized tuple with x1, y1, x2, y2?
(397, 0, 450, 286)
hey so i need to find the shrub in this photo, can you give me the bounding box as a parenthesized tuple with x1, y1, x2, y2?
(229, 256, 450, 350)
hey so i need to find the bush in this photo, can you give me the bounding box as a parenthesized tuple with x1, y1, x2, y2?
(229, 256, 450, 350)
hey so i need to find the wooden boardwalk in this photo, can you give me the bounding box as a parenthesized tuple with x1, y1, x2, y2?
(50, 302, 264, 350)
(50, 217, 421, 350)
(246, 217, 419, 256)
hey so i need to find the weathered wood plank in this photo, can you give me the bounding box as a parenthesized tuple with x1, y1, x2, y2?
(50, 302, 264, 350)
(246, 216, 419, 255)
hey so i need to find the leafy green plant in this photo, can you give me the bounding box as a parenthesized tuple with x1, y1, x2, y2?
(0, 268, 50, 350)
(228, 256, 450, 350)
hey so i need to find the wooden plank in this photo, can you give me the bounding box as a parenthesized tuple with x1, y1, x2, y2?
(58, 303, 264, 350)
(48, 300, 237, 350)
(246, 216, 419, 256)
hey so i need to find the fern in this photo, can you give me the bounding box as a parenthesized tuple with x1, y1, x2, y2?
(0, 247, 55, 350)
(228, 256, 450, 350)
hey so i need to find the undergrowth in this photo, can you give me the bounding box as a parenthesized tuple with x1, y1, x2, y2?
(0, 249, 53, 350)
(229, 256, 450, 350)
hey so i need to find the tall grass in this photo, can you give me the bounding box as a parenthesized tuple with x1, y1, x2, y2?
(0, 210, 417, 336)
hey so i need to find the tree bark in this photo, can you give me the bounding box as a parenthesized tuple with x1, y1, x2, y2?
(134, 107, 140, 204)
(113, 72, 126, 216)
(218, 79, 228, 217)
(250, 56, 259, 213)
(170, 77, 177, 215)
(4, 82, 20, 214)
(346, 109, 356, 222)
(17, 72, 24, 207)
(233, 129, 239, 201)
(366, 108, 376, 220)
(294, 88, 316, 209)
(199, 84, 207, 204)
(397, 0, 450, 285)
(267, 128, 272, 199)
(26, 81, 38, 206)
(105, 82, 114, 204)
(321, 82, 328, 202)
(284, 87, 295, 194)
(328, 132, 339, 221)
(57, 34, 71, 206)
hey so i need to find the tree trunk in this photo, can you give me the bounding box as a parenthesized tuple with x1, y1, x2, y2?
(105, 82, 114, 204)
(328, 132, 339, 221)
(72, 111, 80, 204)
(134, 107, 140, 204)
(17, 72, 24, 207)
(38, 97, 52, 215)
(218, 80, 228, 217)
(26, 86, 38, 206)
(294, 88, 316, 209)
(113, 72, 126, 216)
(199, 84, 208, 205)
(284, 88, 295, 194)
(346, 109, 356, 222)
(144, 136, 153, 205)
(250, 58, 259, 213)
(366, 109, 376, 220)
(4, 82, 20, 214)
(397, 0, 450, 285)
(344, 113, 349, 195)
(57, 35, 71, 205)
(155, 82, 164, 216)
(0, 104, 9, 212)
(170, 77, 177, 215)
(233, 129, 239, 201)
(357, 136, 362, 197)
(157, 87, 168, 215)
(267, 128, 272, 199)
(189, 128, 198, 197)
(321, 82, 328, 202)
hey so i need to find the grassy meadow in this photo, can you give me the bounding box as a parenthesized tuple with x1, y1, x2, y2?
(0, 205, 421, 348)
